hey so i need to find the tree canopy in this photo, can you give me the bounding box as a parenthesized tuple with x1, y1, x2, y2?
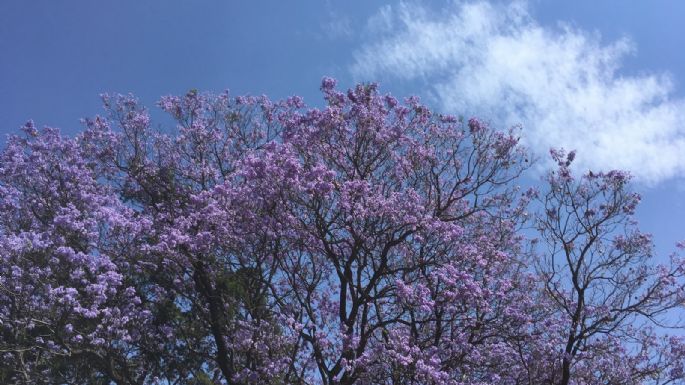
(1, 78, 684, 384)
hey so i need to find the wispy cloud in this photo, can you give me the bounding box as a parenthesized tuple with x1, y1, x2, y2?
(323, 16, 353, 39)
(351, 1, 685, 184)
(320, 2, 354, 40)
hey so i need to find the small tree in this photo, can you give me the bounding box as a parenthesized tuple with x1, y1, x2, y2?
(535, 149, 685, 385)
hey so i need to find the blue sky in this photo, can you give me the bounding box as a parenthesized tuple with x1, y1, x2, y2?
(1, 0, 684, 257)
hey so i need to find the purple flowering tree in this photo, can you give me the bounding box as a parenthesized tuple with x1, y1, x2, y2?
(0, 122, 155, 383)
(1, 79, 684, 384)
(535, 149, 685, 385)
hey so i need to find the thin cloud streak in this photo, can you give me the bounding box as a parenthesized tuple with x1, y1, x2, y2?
(352, 1, 685, 184)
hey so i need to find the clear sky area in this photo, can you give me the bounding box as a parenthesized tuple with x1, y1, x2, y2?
(1, 0, 684, 257)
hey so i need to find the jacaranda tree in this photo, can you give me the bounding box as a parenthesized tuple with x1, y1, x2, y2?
(1, 78, 683, 384)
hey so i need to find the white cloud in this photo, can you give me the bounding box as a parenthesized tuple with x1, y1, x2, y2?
(351, 1, 685, 184)
(321, 2, 353, 40)
(323, 15, 353, 39)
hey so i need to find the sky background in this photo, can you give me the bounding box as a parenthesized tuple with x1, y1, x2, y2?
(1, 0, 684, 257)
